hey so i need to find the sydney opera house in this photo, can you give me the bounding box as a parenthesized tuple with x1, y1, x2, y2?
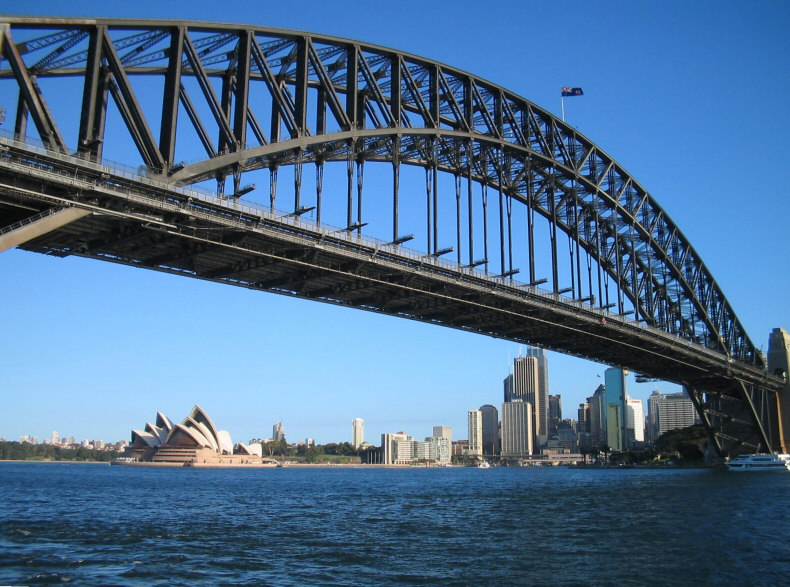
(124, 405, 277, 466)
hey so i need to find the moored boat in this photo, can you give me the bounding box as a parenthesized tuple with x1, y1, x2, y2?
(725, 453, 790, 471)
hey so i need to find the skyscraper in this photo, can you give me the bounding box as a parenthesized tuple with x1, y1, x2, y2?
(577, 402, 592, 449)
(604, 368, 627, 450)
(625, 397, 645, 447)
(505, 354, 546, 447)
(352, 418, 364, 448)
(467, 410, 483, 456)
(548, 394, 562, 436)
(479, 405, 499, 456)
(524, 347, 549, 446)
(587, 384, 606, 446)
(272, 422, 285, 442)
(648, 390, 697, 440)
(501, 400, 532, 458)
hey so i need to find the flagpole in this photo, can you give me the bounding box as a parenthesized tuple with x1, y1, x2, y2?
(561, 96, 565, 122)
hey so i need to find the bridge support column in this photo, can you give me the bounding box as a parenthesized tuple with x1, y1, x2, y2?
(767, 327, 790, 453)
(0, 207, 91, 253)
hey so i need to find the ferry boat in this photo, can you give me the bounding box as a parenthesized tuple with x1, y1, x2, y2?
(725, 453, 790, 472)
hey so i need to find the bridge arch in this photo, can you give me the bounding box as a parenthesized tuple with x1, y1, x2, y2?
(0, 17, 780, 456)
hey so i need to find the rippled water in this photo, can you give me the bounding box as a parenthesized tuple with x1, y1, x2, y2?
(1, 462, 789, 585)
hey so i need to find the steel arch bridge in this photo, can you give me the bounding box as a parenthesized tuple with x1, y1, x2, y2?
(0, 17, 784, 458)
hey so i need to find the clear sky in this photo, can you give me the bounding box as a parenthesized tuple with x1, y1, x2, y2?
(2, 1, 789, 446)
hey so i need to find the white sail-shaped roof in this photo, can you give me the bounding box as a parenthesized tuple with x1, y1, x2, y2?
(217, 430, 233, 455)
(131, 429, 160, 448)
(144, 422, 168, 444)
(167, 423, 213, 448)
(156, 412, 174, 432)
(188, 406, 221, 450)
(236, 442, 263, 457)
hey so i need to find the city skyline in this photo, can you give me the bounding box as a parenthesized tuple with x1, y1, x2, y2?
(2, 1, 789, 445)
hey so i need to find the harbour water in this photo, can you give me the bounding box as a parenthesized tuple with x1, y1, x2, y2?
(1, 462, 789, 585)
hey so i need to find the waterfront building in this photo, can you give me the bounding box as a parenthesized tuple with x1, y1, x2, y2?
(352, 418, 364, 448)
(479, 404, 500, 456)
(125, 406, 274, 465)
(467, 410, 483, 456)
(501, 400, 533, 458)
(430, 426, 452, 465)
(381, 432, 412, 465)
(272, 422, 285, 442)
(395, 439, 414, 464)
(430, 436, 452, 465)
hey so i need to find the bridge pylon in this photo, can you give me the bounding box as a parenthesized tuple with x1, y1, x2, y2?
(767, 328, 790, 453)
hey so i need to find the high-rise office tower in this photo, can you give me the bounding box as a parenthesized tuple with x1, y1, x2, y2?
(548, 394, 562, 436)
(479, 404, 499, 456)
(272, 421, 285, 442)
(501, 400, 533, 457)
(577, 402, 592, 449)
(467, 410, 483, 456)
(647, 390, 662, 443)
(524, 347, 549, 446)
(625, 397, 645, 447)
(587, 384, 606, 446)
(505, 355, 544, 447)
(648, 391, 697, 440)
(352, 418, 364, 448)
(604, 368, 627, 450)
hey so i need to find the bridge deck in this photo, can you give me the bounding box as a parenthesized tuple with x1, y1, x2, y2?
(0, 138, 780, 404)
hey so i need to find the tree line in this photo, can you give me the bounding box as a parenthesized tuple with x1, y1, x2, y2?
(256, 439, 367, 463)
(0, 441, 121, 462)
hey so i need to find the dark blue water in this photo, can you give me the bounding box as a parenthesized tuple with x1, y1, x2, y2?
(1, 463, 789, 585)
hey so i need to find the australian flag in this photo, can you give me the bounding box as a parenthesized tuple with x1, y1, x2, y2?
(561, 87, 584, 97)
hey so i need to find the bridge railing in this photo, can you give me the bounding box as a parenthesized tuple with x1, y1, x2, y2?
(0, 130, 732, 367)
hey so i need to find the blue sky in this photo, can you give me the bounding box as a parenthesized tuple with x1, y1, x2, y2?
(2, 1, 789, 446)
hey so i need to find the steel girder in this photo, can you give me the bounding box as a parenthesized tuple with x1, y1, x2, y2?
(0, 17, 776, 455)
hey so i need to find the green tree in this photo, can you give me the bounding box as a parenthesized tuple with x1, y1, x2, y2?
(655, 425, 708, 462)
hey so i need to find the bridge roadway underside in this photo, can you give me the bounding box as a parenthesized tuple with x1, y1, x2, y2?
(0, 147, 781, 424)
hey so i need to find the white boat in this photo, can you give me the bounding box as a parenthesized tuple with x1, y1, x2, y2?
(478, 461, 491, 469)
(725, 453, 790, 471)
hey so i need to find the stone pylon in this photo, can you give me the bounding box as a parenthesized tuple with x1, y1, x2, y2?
(767, 328, 790, 453)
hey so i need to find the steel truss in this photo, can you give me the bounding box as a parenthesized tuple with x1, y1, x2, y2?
(0, 17, 781, 457)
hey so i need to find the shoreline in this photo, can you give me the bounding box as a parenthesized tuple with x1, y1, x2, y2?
(0, 459, 112, 464)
